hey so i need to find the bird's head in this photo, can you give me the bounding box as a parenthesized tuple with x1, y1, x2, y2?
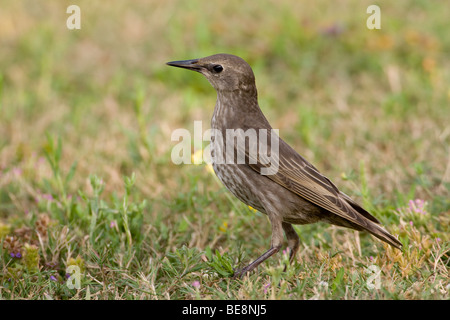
(166, 53, 256, 93)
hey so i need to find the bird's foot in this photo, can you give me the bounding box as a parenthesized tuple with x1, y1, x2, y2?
(231, 265, 253, 279)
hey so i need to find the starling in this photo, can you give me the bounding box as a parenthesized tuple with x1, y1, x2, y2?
(167, 53, 402, 278)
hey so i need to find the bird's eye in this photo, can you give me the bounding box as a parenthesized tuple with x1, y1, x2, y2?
(212, 65, 223, 73)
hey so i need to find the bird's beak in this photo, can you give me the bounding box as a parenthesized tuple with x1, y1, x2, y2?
(166, 59, 203, 72)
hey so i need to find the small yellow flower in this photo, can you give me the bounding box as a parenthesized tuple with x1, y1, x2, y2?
(248, 206, 257, 213)
(191, 149, 215, 175)
(218, 221, 228, 232)
(192, 149, 204, 165)
(67, 255, 86, 273)
(192, 148, 216, 175)
(205, 163, 215, 174)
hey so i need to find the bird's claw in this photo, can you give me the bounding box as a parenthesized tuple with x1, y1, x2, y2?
(231, 266, 251, 279)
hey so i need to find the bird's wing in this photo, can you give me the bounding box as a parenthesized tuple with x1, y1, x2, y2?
(233, 126, 380, 229)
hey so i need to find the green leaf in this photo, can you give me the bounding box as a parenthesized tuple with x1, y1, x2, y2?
(332, 267, 345, 291)
(65, 160, 78, 185)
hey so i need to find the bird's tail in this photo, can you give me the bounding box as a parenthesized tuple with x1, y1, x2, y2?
(340, 193, 402, 250)
(365, 220, 403, 250)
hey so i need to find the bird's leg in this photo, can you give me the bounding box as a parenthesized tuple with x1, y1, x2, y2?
(282, 222, 300, 271)
(282, 222, 299, 263)
(233, 214, 283, 279)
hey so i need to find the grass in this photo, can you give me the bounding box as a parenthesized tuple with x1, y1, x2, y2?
(0, 0, 449, 300)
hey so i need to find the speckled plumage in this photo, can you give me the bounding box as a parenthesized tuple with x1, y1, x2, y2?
(167, 53, 402, 278)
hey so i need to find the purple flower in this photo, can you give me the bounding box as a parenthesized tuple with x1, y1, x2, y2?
(10, 252, 22, 258)
(192, 281, 200, 289)
(42, 194, 54, 201)
(50, 275, 57, 281)
(320, 24, 344, 37)
(35, 192, 54, 203)
(263, 282, 271, 294)
(408, 199, 427, 215)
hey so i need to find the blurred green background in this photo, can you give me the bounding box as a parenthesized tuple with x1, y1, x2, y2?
(0, 0, 448, 299)
(1, 0, 448, 198)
